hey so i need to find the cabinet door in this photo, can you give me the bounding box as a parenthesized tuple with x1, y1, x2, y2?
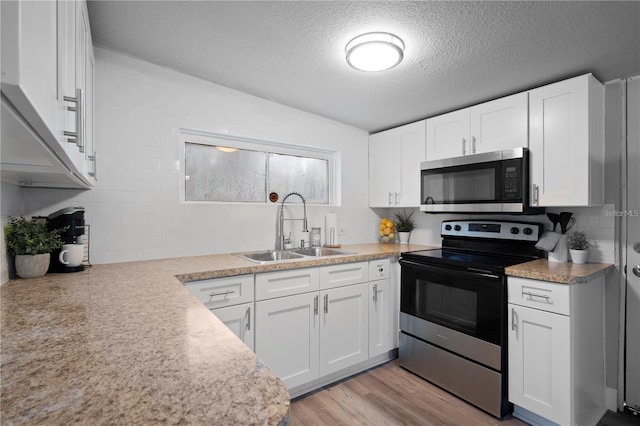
(508, 304, 571, 425)
(469, 92, 528, 154)
(369, 279, 390, 358)
(398, 120, 426, 207)
(529, 75, 602, 206)
(211, 302, 254, 351)
(1, 0, 62, 148)
(426, 109, 469, 161)
(255, 292, 319, 389)
(320, 283, 368, 376)
(369, 132, 399, 207)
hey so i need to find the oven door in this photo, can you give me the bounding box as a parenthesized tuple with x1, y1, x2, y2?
(400, 259, 505, 346)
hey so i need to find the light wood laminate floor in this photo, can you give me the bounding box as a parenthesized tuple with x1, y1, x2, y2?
(290, 359, 526, 426)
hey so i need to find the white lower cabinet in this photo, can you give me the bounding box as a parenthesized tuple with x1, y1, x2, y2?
(319, 283, 369, 376)
(255, 292, 320, 389)
(185, 274, 255, 350)
(368, 258, 392, 357)
(508, 276, 605, 426)
(211, 302, 254, 351)
(255, 259, 395, 394)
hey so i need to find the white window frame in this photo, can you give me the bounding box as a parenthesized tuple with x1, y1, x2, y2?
(179, 128, 341, 206)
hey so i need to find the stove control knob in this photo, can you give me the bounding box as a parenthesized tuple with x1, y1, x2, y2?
(444, 224, 452, 231)
(523, 227, 533, 235)
(510, 227, 520, 235)
(454, 225, 462, 231)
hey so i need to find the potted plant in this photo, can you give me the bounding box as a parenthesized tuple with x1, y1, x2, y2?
(394, 210, 416, 244)
(568, 230, 590, 264)
(4, 216, 65, 278)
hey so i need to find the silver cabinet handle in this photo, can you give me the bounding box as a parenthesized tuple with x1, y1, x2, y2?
(472, 136, 476, 154)
(324, 294, 328, 314)
(63, 88, 83, 151)
(522, 291, 551, 302)
(88, 152, 97, 179)
(373, 283, 378, 302)
(388, 192, 393, 206)
(532, 184, 539, 206)
(511, 308, 519, 337)
(246, 307, 251, 331)
(394, 192, 399, 205)
(314, 295, 319, 316)
(462, 138, 466, 155)
(209, 290, 234, 297)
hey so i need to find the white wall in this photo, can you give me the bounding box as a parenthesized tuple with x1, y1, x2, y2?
(17, 48, 375, 264)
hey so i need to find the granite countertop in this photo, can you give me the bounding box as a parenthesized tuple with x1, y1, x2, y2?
(0, 243, 431, 424)
(505, 258, 614, 284)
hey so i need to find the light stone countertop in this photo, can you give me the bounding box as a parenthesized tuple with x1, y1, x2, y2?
(505, 258, 615, 284)
(0, 243, 433, 425)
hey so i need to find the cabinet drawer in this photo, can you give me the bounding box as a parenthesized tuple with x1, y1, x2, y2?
(256, 268, 320, 301)
(508, 277, 570, 315)
(320, 261, 368, 290)
(369, 258, 390, 281)
(185, 274, 254, 309)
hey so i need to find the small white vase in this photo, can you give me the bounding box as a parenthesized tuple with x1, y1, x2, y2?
(570, 249, 588, 264)
(398, 232, 411, 244)
(15, 253, 50, 279)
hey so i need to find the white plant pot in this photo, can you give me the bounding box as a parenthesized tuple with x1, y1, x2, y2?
(398, 232, 411, 244)
(15, 253, 50, 279)
(570, 249, 589, 264)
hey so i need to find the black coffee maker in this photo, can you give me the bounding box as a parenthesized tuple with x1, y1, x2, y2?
(48, 206, 85, 273)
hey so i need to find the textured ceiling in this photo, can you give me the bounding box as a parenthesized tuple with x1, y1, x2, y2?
(87, 1, 640, 133)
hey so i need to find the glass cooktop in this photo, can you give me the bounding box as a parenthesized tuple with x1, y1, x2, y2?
(401, 249, 533, 274)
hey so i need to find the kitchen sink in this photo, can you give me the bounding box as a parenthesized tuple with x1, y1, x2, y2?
(235, 250, 305, 263)
(292, 247, 355, 257)
(234, 247, 356, 263)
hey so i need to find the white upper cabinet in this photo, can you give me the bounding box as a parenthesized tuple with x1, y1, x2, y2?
(426, 92, 529, 161)
(369, 120, 426, 208)
(1, 0, 62, 148)
(529, 74, 604, 207)
(469, 92, 529, 154)
(1, 0, 96, 188)
(425, 109, 470, 160)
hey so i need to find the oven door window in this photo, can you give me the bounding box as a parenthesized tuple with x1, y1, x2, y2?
(421, 161, 501, 204)
(401, 263, 504, 345)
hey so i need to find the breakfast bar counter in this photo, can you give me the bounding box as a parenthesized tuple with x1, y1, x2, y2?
(0, 243, 430, 424)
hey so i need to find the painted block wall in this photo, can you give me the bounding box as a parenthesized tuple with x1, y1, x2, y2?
(13, 48, 375, 264)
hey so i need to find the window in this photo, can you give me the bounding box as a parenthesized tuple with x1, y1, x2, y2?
(180, 129, 340, 205)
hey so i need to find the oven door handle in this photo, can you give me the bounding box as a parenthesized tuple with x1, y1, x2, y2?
(399, 259, 502, 281)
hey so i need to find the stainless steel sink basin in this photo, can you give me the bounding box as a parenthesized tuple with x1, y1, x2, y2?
(234, 247, 356, 263)
(235, 250, 305, 263)
(292, 247, 355, 257)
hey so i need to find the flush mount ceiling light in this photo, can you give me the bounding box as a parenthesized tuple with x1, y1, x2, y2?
(345, 32, 405, 72)
(216, 146, 237, 153)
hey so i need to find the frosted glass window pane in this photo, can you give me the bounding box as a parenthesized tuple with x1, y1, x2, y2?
(269, 153, 328, 204)
(185, 143, 266, 202)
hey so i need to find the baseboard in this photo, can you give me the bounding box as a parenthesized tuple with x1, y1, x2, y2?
(513, 406, 559, 426)
(606, 387, 618, 411)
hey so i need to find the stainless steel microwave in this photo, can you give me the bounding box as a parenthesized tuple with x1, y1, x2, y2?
(420, 147, 544, 214)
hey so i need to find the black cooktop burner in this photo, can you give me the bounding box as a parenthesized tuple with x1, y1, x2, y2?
(401, 249, 533, 275)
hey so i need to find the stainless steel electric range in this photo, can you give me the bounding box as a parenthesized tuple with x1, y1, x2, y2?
(399, 220, 543, 419)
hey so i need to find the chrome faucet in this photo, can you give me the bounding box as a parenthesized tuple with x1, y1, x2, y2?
(278, 192, 308, 250)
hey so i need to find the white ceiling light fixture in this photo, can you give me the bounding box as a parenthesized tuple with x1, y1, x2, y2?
(345, 32, 405, 72)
